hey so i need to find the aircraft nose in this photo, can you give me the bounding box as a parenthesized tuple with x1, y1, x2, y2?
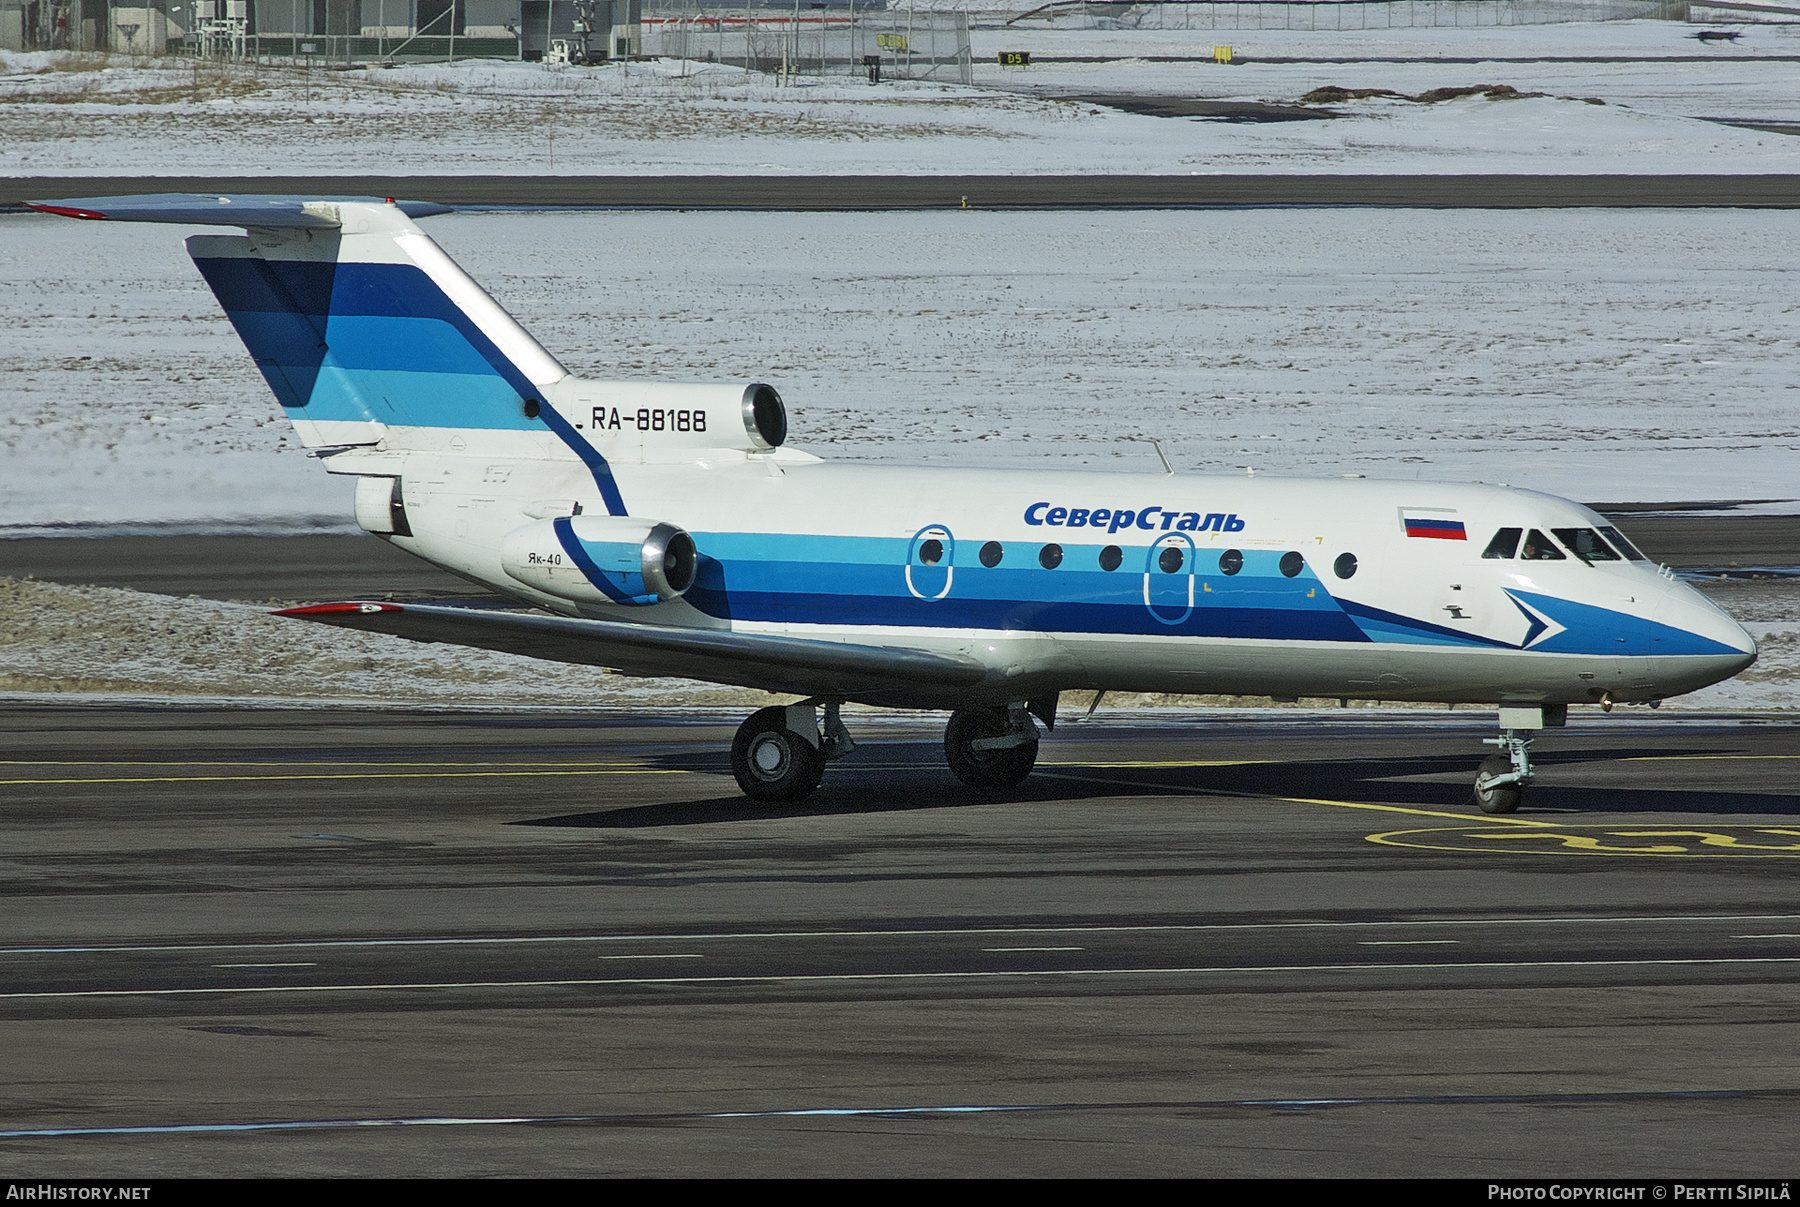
(1657, 582, 1757, 676)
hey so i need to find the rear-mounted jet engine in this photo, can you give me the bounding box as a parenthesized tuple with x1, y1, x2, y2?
(502, 515, 697, 607)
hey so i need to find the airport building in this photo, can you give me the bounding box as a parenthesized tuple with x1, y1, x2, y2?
(0, 0, 644, 58)
(0, 0, 1736, 60)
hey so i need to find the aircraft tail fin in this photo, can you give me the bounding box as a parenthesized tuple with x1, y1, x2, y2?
(27, 193, 567, 450)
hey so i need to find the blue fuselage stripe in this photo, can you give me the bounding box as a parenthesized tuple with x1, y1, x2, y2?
(688, 534, 1370, 642)
(677, 534, 1723, 656)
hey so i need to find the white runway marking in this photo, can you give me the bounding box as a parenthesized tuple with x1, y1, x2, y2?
(6, 913, 1795, 956)
(7, 1086, 1792, 1141)
(7, 957, 1800, 1000)
(983, 947, 1085, 952)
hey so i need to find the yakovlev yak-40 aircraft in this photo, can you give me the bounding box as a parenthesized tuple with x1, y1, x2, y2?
(32, 194, 1758, 812)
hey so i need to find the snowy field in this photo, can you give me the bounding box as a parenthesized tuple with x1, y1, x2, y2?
(4, 203, 1796, 712)
(5, 21, 1800, 176)
(4, 21, 1798, 714)
(4, 205, 1797, 534)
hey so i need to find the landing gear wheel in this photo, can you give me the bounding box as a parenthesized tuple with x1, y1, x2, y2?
(731, 706, 825, 802)
(944, 707, 1039, 790)
(1473, 752, 1523, 815)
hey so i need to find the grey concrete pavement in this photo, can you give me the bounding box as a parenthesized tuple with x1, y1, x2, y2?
(0, 704, 1796, 1176)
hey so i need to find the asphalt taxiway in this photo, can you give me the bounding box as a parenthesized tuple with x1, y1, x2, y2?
(10, 174, 1800, 210)
(2, 704, 1797, 1176)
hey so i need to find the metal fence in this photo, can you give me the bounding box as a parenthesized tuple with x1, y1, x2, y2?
(1016, 0, 1688, 29)
(642, 7, 973, 82)
(238, 34, 518, 59)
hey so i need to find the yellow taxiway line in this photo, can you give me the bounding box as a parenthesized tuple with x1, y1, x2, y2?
(1033, 770, 1552, 827)
(0, 768, 683, 786)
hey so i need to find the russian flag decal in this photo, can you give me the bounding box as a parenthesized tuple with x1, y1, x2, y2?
(1403, 518, 1467, 540)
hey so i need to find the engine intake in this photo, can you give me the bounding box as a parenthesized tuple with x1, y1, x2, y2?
(742, 383, 787, 450)
(502, 516, 697, 606)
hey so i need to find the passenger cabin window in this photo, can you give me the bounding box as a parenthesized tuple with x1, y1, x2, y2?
(1552, 528, 1622, 565)
(1482, 528, 1522, 559)
(1597, 525, 1651, 562)
(1518, 530, 1566, 561)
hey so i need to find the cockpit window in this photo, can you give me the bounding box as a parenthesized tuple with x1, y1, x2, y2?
(1597, 525, 1650, 562)
(1482, 528, 1522, 559)
(1518, 530, 1566, 561)
(1552, 527, 1622, 565)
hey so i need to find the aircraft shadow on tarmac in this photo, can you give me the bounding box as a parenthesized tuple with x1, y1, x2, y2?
(514, 744, 1799, 829)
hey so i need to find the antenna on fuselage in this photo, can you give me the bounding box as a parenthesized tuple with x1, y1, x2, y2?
(1124, 437, 1175, 476)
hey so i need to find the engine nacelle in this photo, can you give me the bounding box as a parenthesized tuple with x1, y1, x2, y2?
(501, 515, 697, 606)
(546, 379, 787, 454)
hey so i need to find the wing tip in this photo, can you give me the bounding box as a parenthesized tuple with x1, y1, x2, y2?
(25, 203, 109, 220)
(273, 602, 403, 618)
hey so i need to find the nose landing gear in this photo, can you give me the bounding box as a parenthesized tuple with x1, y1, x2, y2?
(1473, 741, 1531, 814)
(1471, 704, 1564, 814)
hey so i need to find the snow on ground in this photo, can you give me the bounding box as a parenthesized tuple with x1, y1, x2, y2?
(0, 575, 766, 706)
(4, 205, 1797, 535)
(4, 26, 1797, 712)
(5, 22, 1800, 175)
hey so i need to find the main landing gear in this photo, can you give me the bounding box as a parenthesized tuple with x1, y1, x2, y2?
(728, 697, 1055, 801)
(731, 700, 855, 802)
(1471, 704, 1565, 814)
(943, 703, 1042, 790)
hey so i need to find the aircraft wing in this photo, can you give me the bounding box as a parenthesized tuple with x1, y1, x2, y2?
(274, 602, 991, 706)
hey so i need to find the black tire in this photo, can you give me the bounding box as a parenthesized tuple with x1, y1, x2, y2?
(731, 706, 825, 802)
(944, 707, 1039, 790)
(1473, 752, 1523, 815)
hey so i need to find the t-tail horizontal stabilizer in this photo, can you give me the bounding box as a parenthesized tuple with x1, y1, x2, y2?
(25, 193, 454, 226)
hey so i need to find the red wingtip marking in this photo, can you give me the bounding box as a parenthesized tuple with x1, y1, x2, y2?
(27, 204, 109, 220)
(272, 602, 402, 617)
